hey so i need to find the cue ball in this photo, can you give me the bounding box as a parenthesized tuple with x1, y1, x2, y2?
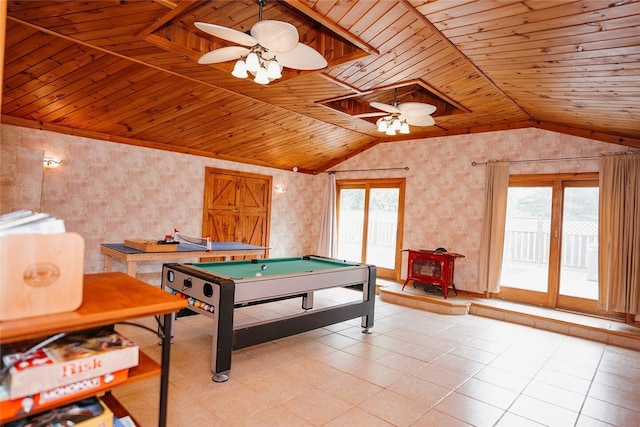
(255, 272, 262, 276)
(261, 264, 267, 270)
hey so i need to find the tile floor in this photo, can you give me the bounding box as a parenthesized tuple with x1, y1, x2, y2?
(112, 287, 640, 426)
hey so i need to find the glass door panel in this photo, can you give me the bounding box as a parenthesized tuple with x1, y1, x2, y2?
(336, 179, 405, 280)
(559, 187, 599, 300)
(365, 188, 399, 269)
(337, 189, 365, 263)
(500, 187, 552, 293)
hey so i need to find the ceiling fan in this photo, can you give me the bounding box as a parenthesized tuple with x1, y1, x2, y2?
(194, 0, 327, 84)
(368, 89, 437, 135)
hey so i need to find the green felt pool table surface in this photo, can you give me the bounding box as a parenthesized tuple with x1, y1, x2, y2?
(190, 256, 360, 279)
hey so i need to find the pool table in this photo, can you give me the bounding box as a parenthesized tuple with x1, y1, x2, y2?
(161, 255, 376, 382)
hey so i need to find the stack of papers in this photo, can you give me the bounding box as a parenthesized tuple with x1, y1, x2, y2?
(0, 210, 66, 236)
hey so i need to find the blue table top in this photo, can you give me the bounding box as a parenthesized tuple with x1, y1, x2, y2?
(102, 241, 267, 254)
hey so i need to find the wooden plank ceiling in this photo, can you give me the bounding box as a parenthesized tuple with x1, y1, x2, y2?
(3, 0, 639, 173)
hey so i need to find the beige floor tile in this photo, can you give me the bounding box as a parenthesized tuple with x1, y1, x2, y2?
(473, 365, 531, 393)
(317, 373, 383, 405)
(387, 374, 452, 406)
(244, 371, 314, 404)
(544, 357, 598, 381)
(412, 362, 474, 390)
(279, 387, 352, 425)
(432, 391, 505, 427)
(358, 388, 431, 426)
(449, 343, 499, 364)
(241, 405, 313, 426)
(580, 396, 640, 426)
(574, 414, 618, 427)
(509, 395, 579, 427)
(494, 412, 546, 426)
(456, 378, 518, 410)
(196, 385, 275, 422)
(587, 381, 640, 412)
(280, 359, 343, 387)
(412, 408, 474, 427)
(323, 406, 394, 427)
(533, 367, 592, 395)
(522, 380, 586, 412)
(342, 341, 392, 361)
(373, 351, 429, 374)
(431, 353, 485, 377)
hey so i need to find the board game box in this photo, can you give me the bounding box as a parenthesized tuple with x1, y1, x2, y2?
(0, 369, 128, 422)
(1, 328, 138, 399)
(4, 396, 113, 427)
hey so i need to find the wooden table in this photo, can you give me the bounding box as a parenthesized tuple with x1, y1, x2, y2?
(0, 273, 187, 427)
(101, 241, 267, 278)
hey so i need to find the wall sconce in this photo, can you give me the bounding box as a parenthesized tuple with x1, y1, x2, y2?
(43, 157, 62, 168)
(274, 185, 288, 194)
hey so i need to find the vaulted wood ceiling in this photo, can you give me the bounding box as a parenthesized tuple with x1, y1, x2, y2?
(3, 0, 639, 173)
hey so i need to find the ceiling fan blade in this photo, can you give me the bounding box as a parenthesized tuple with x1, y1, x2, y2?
(370, 102, 400, 114)
(403, 114, 435, 127)
(195, 22, 257, 47)
(198, 46, 251, 64)
(250, 20, 298, 53)
(275, 43, 328, 70)
(398, 102, 437, 117)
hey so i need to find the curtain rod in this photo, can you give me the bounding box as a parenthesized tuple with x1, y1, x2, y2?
(327, 167, 410, 173)
(471, 155, 601, 166)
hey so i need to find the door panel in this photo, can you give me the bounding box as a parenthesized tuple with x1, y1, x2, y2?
(336, 179, 405, 280)
(496, 174, 622, 319)
(203, 168, 271, 259)
(207, 174, 240, 211)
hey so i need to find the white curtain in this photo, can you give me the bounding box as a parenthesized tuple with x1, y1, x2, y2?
(477, 161, 510, 293)
(598, 152, 640, 315)
(317, 173, 337, 258)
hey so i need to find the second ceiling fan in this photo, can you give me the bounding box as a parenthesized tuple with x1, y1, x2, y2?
(368, 89, 437, 135)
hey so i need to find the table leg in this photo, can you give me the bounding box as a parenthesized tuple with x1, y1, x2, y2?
(159, 313, 173, 427)
(126, 261, 137, 277)
(103, 255, 113, 272)
(302, 292, 314, 309)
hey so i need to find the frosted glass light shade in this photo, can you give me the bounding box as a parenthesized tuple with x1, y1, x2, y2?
(266, 60, 282, 79)
(400, 122, 410, 134)
(231, 60, 248, 78)
(245, 52, 260, 72)
(254, 67, 270, 84)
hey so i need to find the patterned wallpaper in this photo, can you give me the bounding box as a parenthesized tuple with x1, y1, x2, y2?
(1, 125, 323, 277)
(1, 124, 629, 292)
(329, 128, 628, 292)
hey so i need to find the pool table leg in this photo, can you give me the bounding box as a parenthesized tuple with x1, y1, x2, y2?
(302, 292, 314, 309)
(361, 265, 376, 334)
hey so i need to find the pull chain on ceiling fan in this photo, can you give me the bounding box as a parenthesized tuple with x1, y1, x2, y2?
(195, 0, 327, 85)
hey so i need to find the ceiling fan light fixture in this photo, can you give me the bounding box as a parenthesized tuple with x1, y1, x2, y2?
(266, 59, 282, 79)
(231, 59, 248, 79)
(254, 67, 270, 84)
(391, 116, 402, 131)
(245, 52, 260, 72)
(400, 121, 410, 134)
(377, 119, 388, 132)
(385, 126, 396, 136)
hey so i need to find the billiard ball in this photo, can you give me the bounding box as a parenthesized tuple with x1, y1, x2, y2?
(261, 264, 267, 270)
(255, 272, 262, 277)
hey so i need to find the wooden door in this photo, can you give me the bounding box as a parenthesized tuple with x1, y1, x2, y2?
(202, 168, 271, 256)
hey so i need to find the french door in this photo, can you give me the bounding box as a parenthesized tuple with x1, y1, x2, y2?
(496, 173, 621, 318)
(336, 179, 405, 280)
